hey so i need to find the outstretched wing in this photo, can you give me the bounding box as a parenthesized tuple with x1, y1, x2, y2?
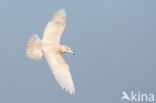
(44, 51, 75, 95)
(42, 9, 66, 44)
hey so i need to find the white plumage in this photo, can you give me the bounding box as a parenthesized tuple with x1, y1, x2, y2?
(26, 9, 75, 95)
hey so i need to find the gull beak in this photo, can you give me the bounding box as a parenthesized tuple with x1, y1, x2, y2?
(72, 52, 75, 55)
(69, 49, 75, 55)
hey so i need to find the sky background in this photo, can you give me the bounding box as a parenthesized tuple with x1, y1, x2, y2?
(0, 0, 155, 103)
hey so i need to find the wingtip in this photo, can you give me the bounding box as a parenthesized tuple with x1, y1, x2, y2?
(56, 8, 66, 17)
(58, 8, 65, 12)
(69, 90, 75, 95)
(64, 85, 75, 95)
(50, 8, 66, 23)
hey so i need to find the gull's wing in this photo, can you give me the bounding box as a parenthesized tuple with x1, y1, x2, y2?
(44, 51, 75, 95)
(42, 9, 66, 44)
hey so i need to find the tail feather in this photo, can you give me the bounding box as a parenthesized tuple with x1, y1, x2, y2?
(26, 34, 43, 60)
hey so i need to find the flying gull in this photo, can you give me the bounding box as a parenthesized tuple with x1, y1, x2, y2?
(26, 9, 75, 95)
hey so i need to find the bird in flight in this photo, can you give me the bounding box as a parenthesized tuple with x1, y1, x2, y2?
(26, 9, 75, 95)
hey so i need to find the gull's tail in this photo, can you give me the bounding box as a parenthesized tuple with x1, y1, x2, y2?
(26, 34, 43, 60)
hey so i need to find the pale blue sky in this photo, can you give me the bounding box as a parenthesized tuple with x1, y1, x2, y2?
(0, 0, 155, 103)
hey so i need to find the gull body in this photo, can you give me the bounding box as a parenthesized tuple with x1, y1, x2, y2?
(26, 9, 75, 95)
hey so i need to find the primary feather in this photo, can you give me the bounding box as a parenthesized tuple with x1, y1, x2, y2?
(26, 9, 75, 95)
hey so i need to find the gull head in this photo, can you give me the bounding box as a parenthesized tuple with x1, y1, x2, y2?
(61, 45, 75, 55)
